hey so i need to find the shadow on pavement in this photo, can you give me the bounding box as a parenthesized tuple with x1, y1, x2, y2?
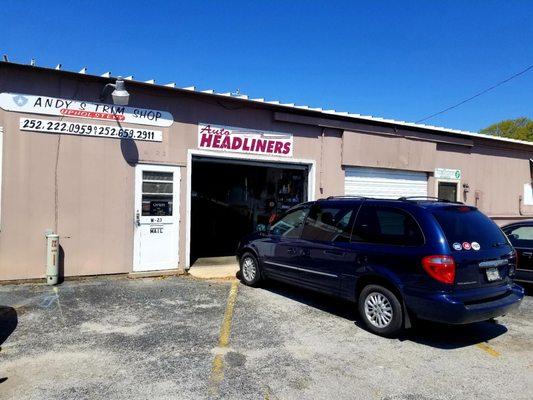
(0, 306, 17, 346)
(519, 281, 533, 296)
(0, 305, 18, 385)
(259, 279, 508, 349)
(401, 319, 507, 349)
(261, 279, 356, 321)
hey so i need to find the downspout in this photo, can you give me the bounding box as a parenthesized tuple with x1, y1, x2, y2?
(518, 195, 533, 216)
(319, 127, 325, 194)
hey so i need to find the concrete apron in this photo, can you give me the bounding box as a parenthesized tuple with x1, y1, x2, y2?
(188, 256, 239, 279)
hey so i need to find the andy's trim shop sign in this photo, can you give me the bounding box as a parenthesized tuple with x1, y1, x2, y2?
(0, 92, 174, 127)
(198, 123, 293, 157)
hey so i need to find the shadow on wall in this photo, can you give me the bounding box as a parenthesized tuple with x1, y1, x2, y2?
(58, 245, 65, 284)
(120, 138, 139, 167)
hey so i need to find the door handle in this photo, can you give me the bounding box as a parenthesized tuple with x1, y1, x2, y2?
(357, 255, 368, 264)
(523, 252, 532, 257)
(324, 250, 345, 257)
(287, 247, 296, 255)
(301, 249, 311, 257)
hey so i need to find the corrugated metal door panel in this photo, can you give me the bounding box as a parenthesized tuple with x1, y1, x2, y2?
(344, 167, 428, 199)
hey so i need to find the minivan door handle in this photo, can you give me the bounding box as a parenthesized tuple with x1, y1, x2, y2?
(357, 255, 368, 265)
(301, 248, 311, 258)
(522, 251, 532, 257)
(287, 247, 297, 255)
(324, 250, 345, 257)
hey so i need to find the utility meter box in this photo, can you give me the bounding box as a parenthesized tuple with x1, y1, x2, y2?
(45, 233, 59, 285)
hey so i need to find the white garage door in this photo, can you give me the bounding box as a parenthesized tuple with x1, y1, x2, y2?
(344, 167, 428, 199)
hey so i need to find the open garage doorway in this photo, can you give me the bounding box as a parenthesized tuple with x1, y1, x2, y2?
(190, 156, 310, 265)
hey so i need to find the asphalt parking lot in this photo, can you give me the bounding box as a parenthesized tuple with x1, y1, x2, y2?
(0, 276, 532, 400)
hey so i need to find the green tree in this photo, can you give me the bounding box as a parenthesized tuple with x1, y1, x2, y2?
(480, 117, 533, 141)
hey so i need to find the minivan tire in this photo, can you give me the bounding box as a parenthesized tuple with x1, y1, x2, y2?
(239, 252, 262, 287)
(358, 284, 403, 337)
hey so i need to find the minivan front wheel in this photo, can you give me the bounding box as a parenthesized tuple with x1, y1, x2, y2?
(358, 284, 403, 337)
(239, 252, 262, 287)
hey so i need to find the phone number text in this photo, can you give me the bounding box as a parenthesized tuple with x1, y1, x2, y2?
(19, 118, 162, 142)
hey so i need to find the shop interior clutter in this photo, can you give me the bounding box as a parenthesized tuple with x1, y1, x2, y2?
(190, 159, 307, 261)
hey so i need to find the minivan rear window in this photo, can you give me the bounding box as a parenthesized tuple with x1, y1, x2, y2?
(432, 206, 508, 249)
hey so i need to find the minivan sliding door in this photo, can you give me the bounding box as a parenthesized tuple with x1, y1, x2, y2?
(297, 203, 360, 294)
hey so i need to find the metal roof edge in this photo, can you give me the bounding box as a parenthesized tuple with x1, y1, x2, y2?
(1, 60, 532, 148)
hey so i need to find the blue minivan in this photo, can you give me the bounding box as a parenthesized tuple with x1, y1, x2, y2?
(236, 197, 524, 336)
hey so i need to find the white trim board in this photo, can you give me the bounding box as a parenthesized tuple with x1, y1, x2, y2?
(185, 149, 316, 268)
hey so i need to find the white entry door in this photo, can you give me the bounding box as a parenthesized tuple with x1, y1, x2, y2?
(133, 164, 180, 271)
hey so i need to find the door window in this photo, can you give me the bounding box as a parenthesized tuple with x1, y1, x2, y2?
(141, 171, 173, 216)
(438, 181, 458, 202)
(270, 207, 309, 238)
(300, 204, 355, 242)
(353, 205, 424, 246)
(505, 226, 533, 247)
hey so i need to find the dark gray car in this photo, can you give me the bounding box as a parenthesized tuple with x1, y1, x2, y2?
(502, 220, 533, 283)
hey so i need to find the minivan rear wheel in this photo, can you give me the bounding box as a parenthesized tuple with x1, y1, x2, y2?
(358, 284, 403, 337)
(239, 252, 262, 287)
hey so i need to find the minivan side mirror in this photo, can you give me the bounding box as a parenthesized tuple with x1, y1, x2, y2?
(269, 226, 282, 236)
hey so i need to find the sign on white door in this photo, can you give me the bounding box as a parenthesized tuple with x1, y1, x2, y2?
(134, 164, 180, 271)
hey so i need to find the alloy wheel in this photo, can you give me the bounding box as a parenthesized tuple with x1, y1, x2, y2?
(364, 292, 393, 328)
(242, 256, 257, 282)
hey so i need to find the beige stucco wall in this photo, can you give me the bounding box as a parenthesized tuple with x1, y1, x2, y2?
(0, 65, 532, 281)
(342, 130, 437, 172)
(342, 130, 533, 219)
(432, 142, 533, 218)
(0, 66, 345, 280)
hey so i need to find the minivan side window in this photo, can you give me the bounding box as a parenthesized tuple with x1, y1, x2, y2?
(270, 207, 309, 238)
(300, 204, 355, 242)
(352, 205, 424, 246)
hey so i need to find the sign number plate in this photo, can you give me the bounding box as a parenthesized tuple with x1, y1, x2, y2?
(486, 267, 501, 282)
(19, 117, 162, 142)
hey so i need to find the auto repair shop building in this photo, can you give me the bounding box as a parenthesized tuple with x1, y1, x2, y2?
(1, 60, 532, 281)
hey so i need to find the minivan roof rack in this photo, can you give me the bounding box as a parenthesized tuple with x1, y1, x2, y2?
(325, 195, 367, 200)
(398, 196, 463, 204)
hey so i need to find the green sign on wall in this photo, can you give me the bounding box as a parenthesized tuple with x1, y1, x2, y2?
(434, 168, 461, 180)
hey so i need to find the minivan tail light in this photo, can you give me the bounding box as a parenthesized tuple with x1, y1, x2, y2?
(422, 255, 456, 284)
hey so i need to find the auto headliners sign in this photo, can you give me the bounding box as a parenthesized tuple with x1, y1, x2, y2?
(198, 123, 293, 157)
(0, 92, 174, 127)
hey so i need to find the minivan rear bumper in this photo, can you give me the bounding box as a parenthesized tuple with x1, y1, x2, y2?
(403, 283, 524, 324)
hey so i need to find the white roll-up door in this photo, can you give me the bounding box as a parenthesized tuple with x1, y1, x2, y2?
(344, 167, 428, 199)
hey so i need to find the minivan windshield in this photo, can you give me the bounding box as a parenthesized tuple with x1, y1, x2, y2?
(432, 206, 509, 250)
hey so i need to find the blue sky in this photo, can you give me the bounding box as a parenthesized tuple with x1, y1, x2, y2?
(1, 1, 532, 132)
